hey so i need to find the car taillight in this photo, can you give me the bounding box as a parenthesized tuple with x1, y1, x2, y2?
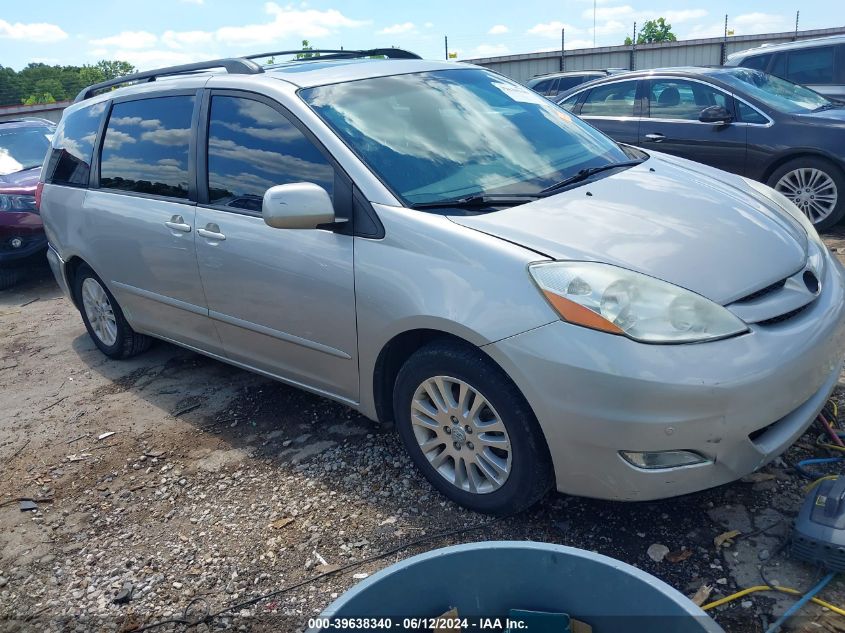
(35, 182, 44, 212)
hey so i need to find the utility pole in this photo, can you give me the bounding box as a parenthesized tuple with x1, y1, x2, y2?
(560, 28, 565, 71)
(444, 35, 448, 60)
(630, 21, 636, 70)
(794, 11, 800, 40)
(721, 14, 728, 64)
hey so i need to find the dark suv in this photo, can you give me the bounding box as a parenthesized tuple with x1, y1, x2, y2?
(0, 118, 55, 289)
(526, 69, 627, 99)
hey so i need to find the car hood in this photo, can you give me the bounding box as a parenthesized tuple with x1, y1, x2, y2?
(0, 166, 39, 194)
(795, 106, 845, 126)
(449, 154, 809, 305)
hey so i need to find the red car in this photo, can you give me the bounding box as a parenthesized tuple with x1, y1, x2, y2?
(0, 118, 55, 289)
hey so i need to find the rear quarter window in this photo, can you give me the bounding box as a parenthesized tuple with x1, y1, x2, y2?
(45, 101, 107, 187)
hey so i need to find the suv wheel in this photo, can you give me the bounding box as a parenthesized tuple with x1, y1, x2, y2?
(393, 342, 553, 515)
(73, 265, 151, 359)
(768, 157, 845, 231)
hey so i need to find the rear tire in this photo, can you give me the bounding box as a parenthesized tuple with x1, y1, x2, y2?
(0, 268, 22, 291)
(767, 156, 845, 232)
(73, 265, 151, 359)
(393, 341, 553, 515)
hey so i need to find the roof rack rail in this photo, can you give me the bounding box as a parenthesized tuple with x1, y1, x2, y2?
(74, 58, 265, 103)
(245, 48, 422, 61)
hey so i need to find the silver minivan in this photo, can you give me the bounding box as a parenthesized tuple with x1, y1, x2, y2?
(40, 50, 845, 515)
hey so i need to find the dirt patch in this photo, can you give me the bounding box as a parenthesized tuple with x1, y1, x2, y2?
(2, 234, 845, 632)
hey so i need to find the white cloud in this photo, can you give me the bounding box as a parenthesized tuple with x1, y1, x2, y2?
(379, 22, 415, 35)
(215, 3, 368, 45)
(592, 20, 627, 36)
(683, 12, 785, 40)
(102, 48, 212, 70)
(87, 4, 368, 70)
(732, 12, 788, 33)
(162, 30, 214, 49)
(424, 22, 434, 28)
(472, 43, 510, 57)
(0, 19, 68, 43)
(180, 0, 204, 3)
(565, 38, 596, 50)
(528, 21, 580, 38)
(663, 9, 708, 23)
(488, 25, 509, 35)
(90, 31, 158, 50)
(582, 5, 635, 21)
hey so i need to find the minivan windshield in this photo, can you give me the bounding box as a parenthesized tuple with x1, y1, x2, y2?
(301, 69, 632, 207)
(719, 68, 831, 114)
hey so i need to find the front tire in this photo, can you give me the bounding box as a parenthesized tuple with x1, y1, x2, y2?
(393, 341, 553, 515)
(73, 265, 151, 359)
(768, 156, 845, 232)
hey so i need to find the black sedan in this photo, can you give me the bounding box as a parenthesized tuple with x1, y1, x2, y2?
(556, 67, 845, 230)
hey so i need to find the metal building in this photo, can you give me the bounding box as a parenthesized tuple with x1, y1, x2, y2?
(465, 26, 845, 85)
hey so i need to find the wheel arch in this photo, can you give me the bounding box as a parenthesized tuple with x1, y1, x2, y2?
(760, 150, 845, 184)
(63, 255, 91, 309)
(371, 327, 544, 434)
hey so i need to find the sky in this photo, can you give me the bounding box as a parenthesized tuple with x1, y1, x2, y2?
(0, 0, 843, 71)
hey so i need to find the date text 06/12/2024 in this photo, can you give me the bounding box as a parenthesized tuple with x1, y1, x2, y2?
(307, 617, 531, 630)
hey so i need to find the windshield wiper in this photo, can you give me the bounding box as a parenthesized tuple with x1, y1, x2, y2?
(409, 193, 540, 210)
(538, 160, 645, 196)
(812, 102, 841, 112)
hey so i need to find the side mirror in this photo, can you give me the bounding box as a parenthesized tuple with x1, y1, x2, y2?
(698, 105, 732, 124)
(262, 183, 335, 229)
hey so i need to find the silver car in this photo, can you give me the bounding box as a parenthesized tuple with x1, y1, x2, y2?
(40, 49, 845, 515)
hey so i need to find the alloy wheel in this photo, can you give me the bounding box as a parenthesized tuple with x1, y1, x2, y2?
(775, 167, 838, 225)
(81, 277, 118, 346)
(410, 376, 512, 494)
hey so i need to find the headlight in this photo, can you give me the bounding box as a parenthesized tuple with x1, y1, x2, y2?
(0, 194, 37, 213)
(529, 261, 748, 343)
(741, 177, 822, 244)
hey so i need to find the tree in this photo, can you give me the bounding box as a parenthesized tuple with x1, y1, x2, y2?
(23, 92, 56, 105)
(295, 40, 319, 59)
(625, 18, 677, 45)
(0, 60, 135, 106)
(95, 60, 135, 80)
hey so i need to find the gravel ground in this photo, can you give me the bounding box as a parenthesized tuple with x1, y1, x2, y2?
(2, 230, 845, 633)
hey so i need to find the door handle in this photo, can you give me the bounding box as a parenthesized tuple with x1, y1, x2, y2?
(645, 133, 665, 142)
(197, 223, 226, 241)
(165, 215, 191, 233)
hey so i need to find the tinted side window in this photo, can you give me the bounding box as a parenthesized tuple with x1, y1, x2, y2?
(558, 92, 582, 112)
(648, 79, 728, 120)
(580, 81, 638, 117)
(46, 101, 106, 187)
(770, 53, 786, 79)
(207, 96, 334, 213)
(787, 46, 835, 84)
(531, 79, 553, 93)
(557, 76, 587, 92)
(100, 96, 194, 199)
(736, 101, 768, 124)
(739, 53, 771, 72)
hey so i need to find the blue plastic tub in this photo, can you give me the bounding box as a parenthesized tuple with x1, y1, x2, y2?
(309, 541, 724, 632)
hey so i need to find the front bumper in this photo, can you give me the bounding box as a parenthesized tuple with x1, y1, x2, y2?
(0, 211, 46, 267)
(484, 252, 845, 501)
